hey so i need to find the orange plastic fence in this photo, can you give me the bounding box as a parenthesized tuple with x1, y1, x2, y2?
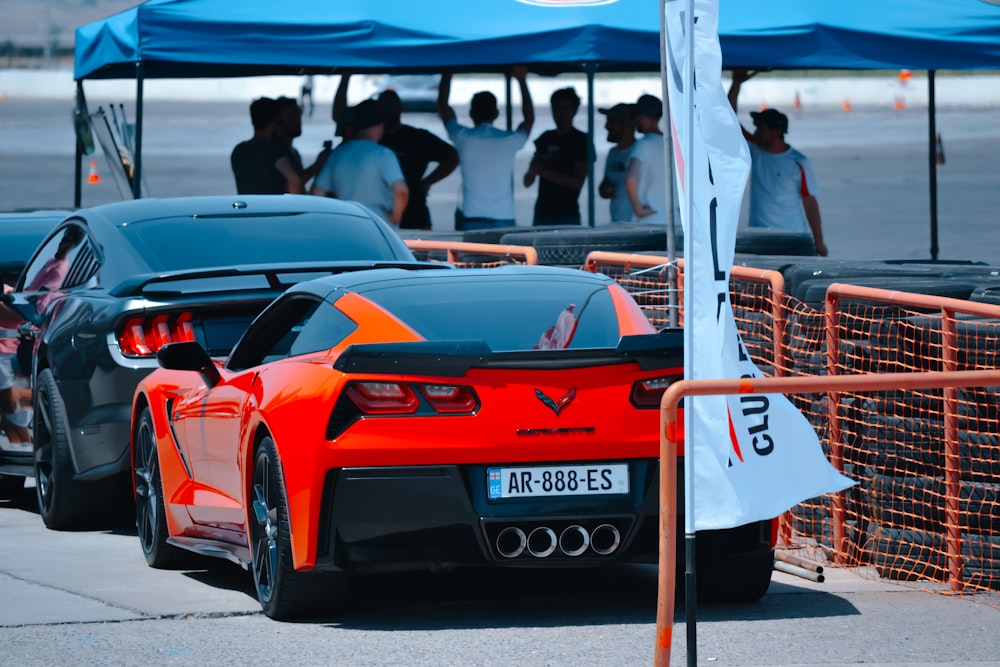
(584, 250, 1000, 605)
(403, 239, 538, 267)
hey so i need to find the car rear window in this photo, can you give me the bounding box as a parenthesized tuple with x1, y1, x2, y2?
(120, 212, 403, 272)
(360, 278, 622, 351)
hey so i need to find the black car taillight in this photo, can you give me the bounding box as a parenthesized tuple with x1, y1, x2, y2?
(118, 313, 197, 358)
(630, 374, 683, 409)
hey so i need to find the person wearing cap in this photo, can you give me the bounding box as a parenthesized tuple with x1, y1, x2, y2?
(333, 73, 459, 230)
(311, 99, 409, 226)
(231, 96, 303, 195)
(597, 102, 637, 223)
(624, 94, 668, 225)
(437, 65, 534, 230)
(728, 68, 828, 256)
(523, 87, 590, 226)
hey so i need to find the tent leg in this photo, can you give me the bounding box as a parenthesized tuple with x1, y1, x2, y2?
(505, 73, 513, 132)
(74, 81, 84, 209)
(927, 69, 938, 261)
(586, 64, 596, 227)
(133, 62, 145, 200)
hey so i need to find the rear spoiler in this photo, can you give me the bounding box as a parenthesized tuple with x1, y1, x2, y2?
(109, 260, 447, 297)
(333, 330, 684, 377)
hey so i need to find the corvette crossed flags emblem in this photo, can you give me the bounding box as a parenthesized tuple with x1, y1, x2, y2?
(534, 388, 576, 415)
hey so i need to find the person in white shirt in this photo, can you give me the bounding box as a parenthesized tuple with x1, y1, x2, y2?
(728, 68, 828, 256)
(437, 65, 534, 230)
(624, 94, 668, 225)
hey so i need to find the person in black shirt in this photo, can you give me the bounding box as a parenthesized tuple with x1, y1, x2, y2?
(376, 88, 459, 230)
(275, 96, 331, 191)
(523, 87, 590, 226)
(332, 74, 459, 230)
(231, 97, 302, 194)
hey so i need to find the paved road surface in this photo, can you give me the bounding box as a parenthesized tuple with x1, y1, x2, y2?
(1, 483, 998, 666)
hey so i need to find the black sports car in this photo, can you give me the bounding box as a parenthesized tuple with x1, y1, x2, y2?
(0, 211, 67, 501)
(2, 195, 434, 528)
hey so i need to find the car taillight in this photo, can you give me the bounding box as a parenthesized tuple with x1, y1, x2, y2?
(344, 381, 478, 416)
(419, 384, 478, 413)
(346, 382, 420, 414)
(630, 374, 683, 408)
(117, 313, 198, 358)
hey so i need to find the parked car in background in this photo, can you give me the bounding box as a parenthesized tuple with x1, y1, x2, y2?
(2, 195, 434, 528)
(132, 265, 775, 620)
(0, 210, 66, 501)
(373, 74, 441, 112)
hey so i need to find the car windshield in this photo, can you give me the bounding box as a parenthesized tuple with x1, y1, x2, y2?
(360, 278, 621, 352)
(120, 212, 401, 272)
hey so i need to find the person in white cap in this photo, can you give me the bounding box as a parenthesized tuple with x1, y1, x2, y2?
(624, 94, 668, 224)
(597, 102, 637, 223)
(728, 68, 828, 256)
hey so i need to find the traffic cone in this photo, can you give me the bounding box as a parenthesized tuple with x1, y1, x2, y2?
(793, 91, 802, 111)
(936, 133, 946, 166)
(842, 97, 852, 111)
(87, 160, 101, 184)
(1, 91, 7, 102)
(893, 96, 906, 110)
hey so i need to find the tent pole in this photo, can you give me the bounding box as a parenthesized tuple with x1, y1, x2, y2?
(133, 61, 145, 200)
(662, 4, 677, 327)
(927, 69, 938, 261)
(586, 64, 596, 227)
(505, 73, 513, 131)
(74, 81, 84, 209)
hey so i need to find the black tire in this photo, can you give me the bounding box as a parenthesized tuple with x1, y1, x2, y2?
(869, 524, 946, 582)
(133, 406, 192, 568)
(696, 548, 774, 603)
(0, 474, 25, 502)
(250, 436, 350, 620)
(734, 229, 816, 256)
(33, 368, 94, 530)
(500, 225, 676, 267)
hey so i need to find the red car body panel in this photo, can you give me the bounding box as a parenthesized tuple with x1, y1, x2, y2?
(132, 267, 774, 613)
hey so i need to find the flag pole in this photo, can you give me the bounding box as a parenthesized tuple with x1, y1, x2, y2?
(679, 0, 699, 665)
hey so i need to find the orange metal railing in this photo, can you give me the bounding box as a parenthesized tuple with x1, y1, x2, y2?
(584, 250, 1000, 605)
(403, 239, 538, 266)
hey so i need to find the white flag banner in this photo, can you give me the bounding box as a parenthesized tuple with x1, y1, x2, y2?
(663, 0, 854, 531)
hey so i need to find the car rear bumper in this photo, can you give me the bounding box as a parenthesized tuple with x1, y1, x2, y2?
(307, 459, 775, 575)
(313, 460, 662, 571)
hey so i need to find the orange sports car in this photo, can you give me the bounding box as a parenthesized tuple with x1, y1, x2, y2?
(131, 264, 774, 619)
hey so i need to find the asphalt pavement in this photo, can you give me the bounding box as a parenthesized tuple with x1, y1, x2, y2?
(2, 482, 999, 666)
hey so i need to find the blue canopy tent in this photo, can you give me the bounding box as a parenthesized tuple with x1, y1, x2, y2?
(75, 0, 1000, 79)
(72, 0, 1000, 255)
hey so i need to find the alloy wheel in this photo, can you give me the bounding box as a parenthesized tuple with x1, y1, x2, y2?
(250, 453, 279, 604)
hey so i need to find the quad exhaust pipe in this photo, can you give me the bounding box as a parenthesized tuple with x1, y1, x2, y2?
(494, 523, 621, 559)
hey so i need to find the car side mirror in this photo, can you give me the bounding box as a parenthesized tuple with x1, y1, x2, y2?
(157, 341, 221, 388)
(0, 292, 41, 326)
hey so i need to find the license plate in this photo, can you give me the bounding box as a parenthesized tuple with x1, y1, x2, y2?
(487, 464, 629, 499)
